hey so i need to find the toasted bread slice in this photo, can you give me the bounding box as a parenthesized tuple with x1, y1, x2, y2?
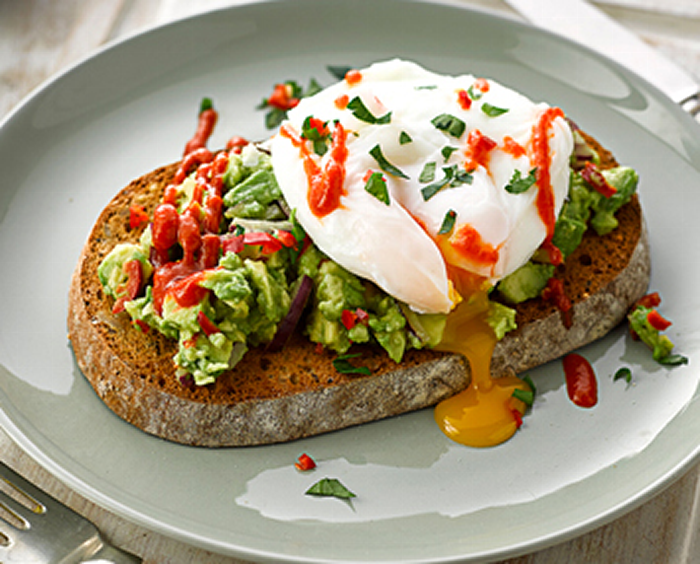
(67, 135, 650, 446)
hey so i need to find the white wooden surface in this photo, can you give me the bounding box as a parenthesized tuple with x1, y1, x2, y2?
(2, 1, 700, 562)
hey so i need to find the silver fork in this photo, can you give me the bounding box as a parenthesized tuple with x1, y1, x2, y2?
(0, 460, 141, 563)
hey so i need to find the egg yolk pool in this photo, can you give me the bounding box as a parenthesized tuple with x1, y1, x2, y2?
(433, 274, 531, 447)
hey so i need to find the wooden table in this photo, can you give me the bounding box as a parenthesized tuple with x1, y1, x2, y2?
(2, 1, 700, 562)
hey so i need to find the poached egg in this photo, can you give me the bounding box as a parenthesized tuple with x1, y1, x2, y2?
(271, 59, 573, 314)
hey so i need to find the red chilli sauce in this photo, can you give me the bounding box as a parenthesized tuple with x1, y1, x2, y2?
(563, 353, 598, 408)
(150, 105, 229, 315)
(280, 121, 349, 218)
(532, 107, 565, 264)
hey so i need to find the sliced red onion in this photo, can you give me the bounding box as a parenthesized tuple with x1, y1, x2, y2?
(571, 135, 597, 170)
(267, 274, 314, 352)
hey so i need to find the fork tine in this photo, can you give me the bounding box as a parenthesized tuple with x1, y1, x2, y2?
(0, 462, 50, 513)
(0, 492, 33, 530)
(0, 462, 142, 563)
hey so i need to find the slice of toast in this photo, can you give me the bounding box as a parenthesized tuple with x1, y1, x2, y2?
(67, 135, 650, 446)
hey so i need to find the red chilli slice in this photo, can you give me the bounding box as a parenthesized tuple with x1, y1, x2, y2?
(581, 162, 617, 198)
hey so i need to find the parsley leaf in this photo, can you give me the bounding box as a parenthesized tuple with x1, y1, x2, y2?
(259, 78, 322, 129)
(421, 165, 473, 201)
(301, 116, 330, 156)
(333, 353, 371, 375)
(347, 96, 392, 125)
(467, 84, 484, 101)
(264, 107, 287, 129)
(200, 97, 214, 113)
(364, 172, 390, 205)
(419, 161, 437, 183)
(369, 145, 409, 179)
(421, 174, 452, 201)
(441, 146, 458, 162)
(512, 388, 534, 406)
(306, 478, 356, 499)
(481, 103, 509, 117)
(523, 375, 537, 396)
(438, 210, 457, 235)
(431, 113, 466, 138)
(659, 354, 689, 366)
(613, 367, 632, 384)
(399, 131, 413, 145)
(327, 65, 353, 81)
(505, 168, 538, 194)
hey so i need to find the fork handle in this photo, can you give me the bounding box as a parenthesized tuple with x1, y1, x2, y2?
(84, 540, 142, 563)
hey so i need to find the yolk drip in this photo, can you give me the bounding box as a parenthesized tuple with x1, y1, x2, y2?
(434, 273, 530, 448)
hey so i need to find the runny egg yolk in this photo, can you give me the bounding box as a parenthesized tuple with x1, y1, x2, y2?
(433, 272, 531, 448)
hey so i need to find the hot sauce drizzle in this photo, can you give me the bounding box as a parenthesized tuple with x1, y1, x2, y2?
(450, 223, 499, 267)
(148, 105, 232, 315)
(532, 107, 564, 240)
(563, 353, 598, 408)
(281, 121, 349, 218)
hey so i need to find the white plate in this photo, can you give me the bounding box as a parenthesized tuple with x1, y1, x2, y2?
(2, 0, 700, 561)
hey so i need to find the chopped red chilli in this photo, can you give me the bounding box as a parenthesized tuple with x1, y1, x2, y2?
(112, 259, 143, 314)
(542, 277, 572, 328)
(581, 161, 617, 198)
(266, 83, 300, 111)
(636, 291, 662, 309)
(129, 205, 149, 229)
(341, 309, 357, 330)
(511, 408, 523, 429)
(295, 453, 317, 471)
(647, 309, 672, 331)
(197, 310, 221, 337)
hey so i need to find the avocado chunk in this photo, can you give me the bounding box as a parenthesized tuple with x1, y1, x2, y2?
(98, 243, 152, 299)
(497, 261, 555, 304)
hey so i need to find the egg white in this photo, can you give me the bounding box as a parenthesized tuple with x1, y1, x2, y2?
(270, 59, 573, 314)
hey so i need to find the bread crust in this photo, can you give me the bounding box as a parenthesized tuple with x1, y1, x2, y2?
(67, 148, 650, 446)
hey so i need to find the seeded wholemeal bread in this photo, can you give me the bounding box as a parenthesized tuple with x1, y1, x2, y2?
(67, 133, 650, 447)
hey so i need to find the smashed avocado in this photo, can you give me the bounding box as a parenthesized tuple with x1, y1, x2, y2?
(100, 125, 639, 386)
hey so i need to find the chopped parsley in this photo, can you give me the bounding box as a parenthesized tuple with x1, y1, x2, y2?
(259, 78, 322, 129)
(327, 65, 353, 81)
(199, 97, 214, 113)
(419, 161, 437, 183)
(369, 145, 409, 179)
(306, 478, 356, 500)
(613, 367, 632, 384)
(347, 96, 392, 124)
(659, 354, 689, 366)
(481, 103, 509, 117)
(438, 209, 457, 235)
(512, 388, 534, 406)
(505, 168, 538, 194)
(399, 131, 413, 144)
(301, 116, 330, 156)
(431, 113, 466, 138)
(333, 353, 371, 375)
(364, 172, 390, 205)
(441, 146, 458, 162)
(466, 84, 484, 101)
(421, 165, 473, 201)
